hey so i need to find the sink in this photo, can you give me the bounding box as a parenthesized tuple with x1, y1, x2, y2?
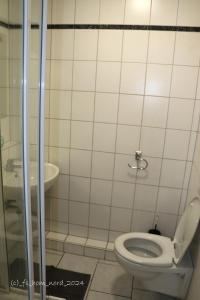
(3, 161, 59, 200)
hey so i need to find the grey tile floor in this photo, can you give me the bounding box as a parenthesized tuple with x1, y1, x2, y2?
(0, 251, 176, 300)
(43, 251, 177, 300)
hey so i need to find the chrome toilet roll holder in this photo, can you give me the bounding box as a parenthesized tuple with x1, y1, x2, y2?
(128, 150, 148, 170)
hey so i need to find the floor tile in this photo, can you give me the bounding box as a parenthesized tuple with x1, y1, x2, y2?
(87, 291, 130, 300)
(98, 260, 119, 266)
(33, 250, 62, 267)
(90, 263, 133, 298)
(132, 289, 176, 300)
(58, 253, 98, 275)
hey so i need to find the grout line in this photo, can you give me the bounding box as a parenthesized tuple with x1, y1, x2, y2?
(107, 1, 127, 242)
(152, 0, 181, 232)
(85, 0, 101, 244)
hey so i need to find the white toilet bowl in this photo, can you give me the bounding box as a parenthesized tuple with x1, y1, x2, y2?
(114, 197, 200, 299)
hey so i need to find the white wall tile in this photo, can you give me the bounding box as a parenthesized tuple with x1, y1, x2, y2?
(89, 204, 110, 229)
(151, 0, 178, 26)
(134, 185, 157, 212)
(50, 90, 71, 119)
(94, 93, 118, 123)
(48, 174, 69, 199)
(89, 228, 108, 242)
(136, 157, 162, 186)
(157, 213, 177, 238)
(110, 207, 131, 232)
(174, 33, 200, 66)
(157, 187, 181, 214)
(171, 66, 198, 99)
(192, 101, 200, 131)
(125, 0, 151, 25)
(52, 0, 75, 24)
(177, 0, 200, 27)
(188, 133, 197, 162)
(50, 221, 68, 235)
(140, 127, 165, 157)
(120, 63, 146, 94)
(132, 210, 154, 232)
(167, 99, 194, 130)
(118, 94, 143, 125)
(160, 159, 186, 188)
(142, 96, 168, 128)
(71, 121, 93, 150)
(69, 224, 88, 238)
(112, 181, 135, 209)
(100, 0, 125, 24)
(73, 61, 96, 91)
(75, 0, 100, 24)
(70, 176, 90, 203)
(45, 60, 50, 89)
(114, 154, 137, 183)
(148, 31, 175, 64)
(51, 30, 74, 60)
(0, 0, 8, 22)
(74, 30, 98, 60)
(93, 123, 116, 152)
(49, 119, 70, 148)
(197, 76, 200, 100)
(50, 198, 68, 223)
(146, 64, 172, 97)
(98, 30, 123, 61)
(122, 31, 148, 63)
(69, 201, 89, 226)
(72, 91, 94, 121)
(96, 62, 121, 93)
(49, 147, 70, 175)
(29, 60, 39, 89)
(50, 60, 73, 90)
(116, 125, 140, 154)
(91, 179, 112, 205)
(164, 130, 190, 160)
(70, 149, 92, 177)
(92, 152, 114, 180)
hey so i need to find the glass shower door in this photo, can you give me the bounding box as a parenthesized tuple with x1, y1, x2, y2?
(0, 0, 48, 299)
(0, 0, 32, 298)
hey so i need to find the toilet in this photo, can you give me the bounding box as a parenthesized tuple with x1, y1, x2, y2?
(114, 197, 200, 299)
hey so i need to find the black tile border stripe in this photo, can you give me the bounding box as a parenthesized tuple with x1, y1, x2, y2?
(1, 22, 200, 32)
(48, 24, 200, 32)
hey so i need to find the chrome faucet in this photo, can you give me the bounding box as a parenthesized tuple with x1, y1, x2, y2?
(5, 159, 23, 172)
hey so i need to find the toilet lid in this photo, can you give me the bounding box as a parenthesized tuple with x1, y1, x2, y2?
(173, 197, 200, 264)
(115, 232, 175, 267)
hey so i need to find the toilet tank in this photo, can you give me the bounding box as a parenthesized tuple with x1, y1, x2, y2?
(173, 197, 200, 264)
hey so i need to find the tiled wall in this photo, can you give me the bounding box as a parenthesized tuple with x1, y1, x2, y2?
(45, 0, 200, 242)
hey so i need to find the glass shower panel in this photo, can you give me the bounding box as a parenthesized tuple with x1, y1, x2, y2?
(0, 0, 30, 298)
(0, 0, 47, 299)
(0, 0, 9, 293)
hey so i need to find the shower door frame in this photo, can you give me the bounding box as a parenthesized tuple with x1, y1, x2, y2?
(0, 152, 9, 292)
(22, 0, 48, 299)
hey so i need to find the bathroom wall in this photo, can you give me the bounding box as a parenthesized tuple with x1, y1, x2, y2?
(45, 0, 200, 242)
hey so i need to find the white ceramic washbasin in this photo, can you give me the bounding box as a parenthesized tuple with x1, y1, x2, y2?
(3, 161, 59, 200)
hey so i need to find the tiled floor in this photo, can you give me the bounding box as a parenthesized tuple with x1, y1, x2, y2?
(43, 251, 176, 300)
(0, 251, 177, 300)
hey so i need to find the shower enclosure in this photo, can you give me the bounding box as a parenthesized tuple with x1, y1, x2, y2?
(0, 0, 47, 299)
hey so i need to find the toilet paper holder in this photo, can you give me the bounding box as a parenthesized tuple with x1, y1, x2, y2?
(128, 150, 148, 170)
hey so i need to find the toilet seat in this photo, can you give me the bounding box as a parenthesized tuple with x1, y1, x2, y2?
(115, 232, 175, 267)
